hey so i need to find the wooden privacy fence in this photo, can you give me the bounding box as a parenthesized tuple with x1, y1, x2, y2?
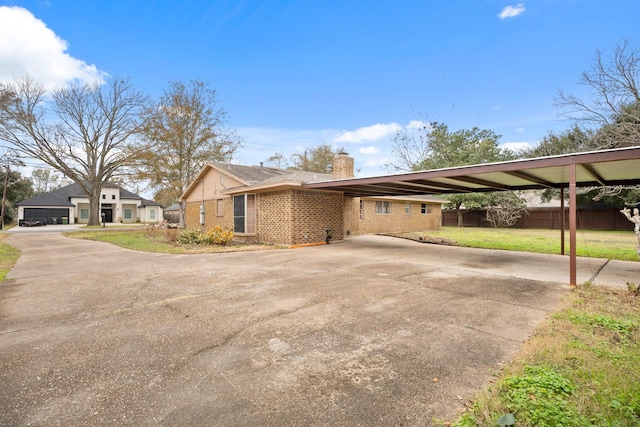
(442, 208, 634, 231)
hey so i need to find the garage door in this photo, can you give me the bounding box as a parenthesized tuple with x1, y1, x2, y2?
(23, 208, 70, 224)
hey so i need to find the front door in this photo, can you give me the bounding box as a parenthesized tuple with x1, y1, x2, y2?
(101, 208, 113, 222)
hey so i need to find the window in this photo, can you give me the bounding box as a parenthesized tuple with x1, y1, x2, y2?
(149, 209, 156, 220)
(359, 200, 364, 221)
(102, 194, 106, 200)
(80, 208, 89, 219)
(124, 209, 132, 220)
(405, 203, 411, 214)
(217, 199, 224, 217)
(234, 194, 256, 233)
(375, 201, 391, 214)
(421, 203, 432, 214)
(112, 195, 116, 200)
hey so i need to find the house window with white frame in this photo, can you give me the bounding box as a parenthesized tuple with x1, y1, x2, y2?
(421, 203, 432, 214)
(405, 203, 411, 214)
(375, 201, 391, 214)
(149, 209, 156, 220)
(124, 208, 132, 220)
(234, 194, 256, 233)
(80, 208, 89, 220)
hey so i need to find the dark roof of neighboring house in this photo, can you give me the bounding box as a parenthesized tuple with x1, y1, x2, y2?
(140, 199, 163, 207)
(164, 203, 181, 211)
(17, 182, 156, 207)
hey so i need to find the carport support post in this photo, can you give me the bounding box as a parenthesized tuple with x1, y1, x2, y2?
(569, 160, 577, 287)
(560, 187, 565, 255)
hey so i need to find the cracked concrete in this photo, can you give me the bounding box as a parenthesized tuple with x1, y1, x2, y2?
(2, 232, 636, 426)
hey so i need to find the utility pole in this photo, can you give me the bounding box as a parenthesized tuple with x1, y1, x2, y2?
(1, 165, 9, 230)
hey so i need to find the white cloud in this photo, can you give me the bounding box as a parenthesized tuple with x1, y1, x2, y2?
(0, 6, 107, 89)
(516, 127, 525, 132)
(406, 120, 430, 131)
(498, 4, 526, 19)
(359, 146, 380, 155)
(501, 141, 531, 152)
(332, 123, 401, 143)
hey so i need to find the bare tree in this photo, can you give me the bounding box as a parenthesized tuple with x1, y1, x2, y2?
(0, 76, 148, 225)
(31, 168, 60, 194)
(264, 152, 288, 169)
(555, 39, 640, 149)
(485, 192, 528, 228)
(620, 208, 640, 258)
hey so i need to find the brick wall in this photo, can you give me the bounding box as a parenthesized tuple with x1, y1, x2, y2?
(333, 152, 355, 179)
(184, 197, 233, 230)
(290, 190, 344, 245)
(347, 199, 442, 235)
(256, 191, 293, 245)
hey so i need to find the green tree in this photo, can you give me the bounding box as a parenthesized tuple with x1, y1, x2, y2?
(135, 80, 241, 207)
(0, 169, 34, 224)
(0, 76, 148, 226)
(290, 143, 341, 174)
(391, 122, 518, 226)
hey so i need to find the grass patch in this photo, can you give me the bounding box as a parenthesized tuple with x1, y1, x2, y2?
(0, 234, 20, 282)
(65, 228, 278, 254)
(395, 227, 639, 261)
(449, 285, 640, 427)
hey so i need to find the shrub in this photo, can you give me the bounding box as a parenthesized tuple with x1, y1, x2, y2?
(200, 226, 234, 245)
(177, 226, 233, 246)
(177, 228, 202, 244)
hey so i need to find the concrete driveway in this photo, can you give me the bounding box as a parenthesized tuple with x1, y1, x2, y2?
(0, 232, 635, 426)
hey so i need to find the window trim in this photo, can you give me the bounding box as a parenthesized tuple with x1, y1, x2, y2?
(234, 194, 256, 234)
(375, 201, 391, 214)
(421, 203, 432, 215)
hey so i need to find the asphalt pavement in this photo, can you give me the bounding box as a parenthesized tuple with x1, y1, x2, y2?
(0, 231, 638, 426)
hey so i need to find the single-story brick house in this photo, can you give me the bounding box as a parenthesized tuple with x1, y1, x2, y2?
(16, 182, 163, 225)
(180, 153, 446, 245)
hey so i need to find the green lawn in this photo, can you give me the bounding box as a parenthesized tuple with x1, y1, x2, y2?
(396, 227, 639, 261)
(65, 228, 277, 254)
(0, 235, 20, 282)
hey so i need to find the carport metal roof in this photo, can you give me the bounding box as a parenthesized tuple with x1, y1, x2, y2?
(304, 146, 640, 197)
(304, 146, 640, 287)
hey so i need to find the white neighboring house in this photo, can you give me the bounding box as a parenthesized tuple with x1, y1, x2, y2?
(16, 182, 163, 225)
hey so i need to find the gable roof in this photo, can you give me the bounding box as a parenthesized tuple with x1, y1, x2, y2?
(17, 182, 153, 207)
(181, 162, 335, 199)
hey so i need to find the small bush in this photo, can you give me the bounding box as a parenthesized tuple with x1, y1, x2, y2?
(177, 227, 233, 245)
(177, 228, 202, 244)
(199, 226, 234, 245)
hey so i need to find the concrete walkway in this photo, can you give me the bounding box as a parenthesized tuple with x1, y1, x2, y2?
(0, 232, 638, 426)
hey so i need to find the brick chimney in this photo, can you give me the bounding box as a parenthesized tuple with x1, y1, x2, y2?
(333, 151, 354, 179)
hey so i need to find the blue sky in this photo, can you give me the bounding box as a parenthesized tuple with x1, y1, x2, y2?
(1, 1, 639, 177)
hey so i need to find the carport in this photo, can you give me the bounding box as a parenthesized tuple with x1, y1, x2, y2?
(304, 146, 640, 287)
